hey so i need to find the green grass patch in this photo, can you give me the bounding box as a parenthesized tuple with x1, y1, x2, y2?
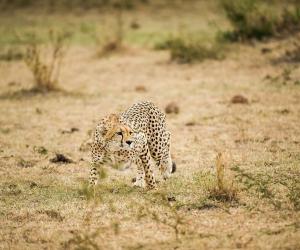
(232, 164, 300, 210)
(0, 181, 81, 215)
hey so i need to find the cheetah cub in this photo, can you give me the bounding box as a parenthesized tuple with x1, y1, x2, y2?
(89, 101, 176, 189)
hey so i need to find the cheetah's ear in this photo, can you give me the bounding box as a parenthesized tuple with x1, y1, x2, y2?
(103, 114, 120, 141)
(107, 114, 119, 124)
(94, 114, 120, 145)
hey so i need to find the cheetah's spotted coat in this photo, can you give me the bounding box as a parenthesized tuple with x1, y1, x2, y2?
(89, 101, 175, 189)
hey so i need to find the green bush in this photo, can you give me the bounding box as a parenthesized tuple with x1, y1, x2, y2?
(220, 0, 300, 41)
(155, 37, 225, 63)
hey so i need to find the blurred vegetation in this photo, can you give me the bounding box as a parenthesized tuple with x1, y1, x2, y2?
(24, 30, 71, 91)
(155, 36, 226, 63)
(0, 0, 300, 64)
(220, 0, 300, 41)
(0, 0, 149, 10)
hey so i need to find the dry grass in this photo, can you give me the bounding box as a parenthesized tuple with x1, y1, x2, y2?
(207, 152, 238, 202)
(0, 3, 300, 250)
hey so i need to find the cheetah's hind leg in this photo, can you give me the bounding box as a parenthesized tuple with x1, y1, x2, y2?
(159, 153, 176, 180)
(158, 132, 176, 180)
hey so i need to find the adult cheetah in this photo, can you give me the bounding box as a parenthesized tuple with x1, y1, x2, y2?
(89, 101, 176, 189)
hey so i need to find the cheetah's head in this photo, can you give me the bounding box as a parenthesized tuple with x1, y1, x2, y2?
(102, 114, 135, 152)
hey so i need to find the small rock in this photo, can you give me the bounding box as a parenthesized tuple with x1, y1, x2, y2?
(231, 95, 249, 104)
(36, 108, 42, 114)
(102, 41, 119, 52)
(277, 108, 290, 114)
(29, 182, 38, 188)
(185, 121, 196, 126)
(165, 102, 180, 114)
(135, 85, 147, 92)
(167, 196, 176, 202)
(261, 47, 272, 54)
(8, 81, 19, 86)
(50, 153, 73, 164)
(130, 21, 140, 29)
(61, 127, 79, 134)
(71, 127, 79, 132)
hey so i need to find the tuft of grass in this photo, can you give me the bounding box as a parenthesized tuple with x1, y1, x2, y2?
(24, 29, 71, 92)
(17, 157, 35, 168)
(1, 183, 22, 196)
(207, 152, 238, 202)
(33, 146, 48, 155)
(137, 193, 190, 241)
(0, 47, 24, 61)
(264, 66, 300, 86)
(155, 36, 225, 63)
(279, 39, 300, 63)
(220, 0, 300, 41)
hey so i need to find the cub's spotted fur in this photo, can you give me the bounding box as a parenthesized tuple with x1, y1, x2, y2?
(89, 101, 176, 189)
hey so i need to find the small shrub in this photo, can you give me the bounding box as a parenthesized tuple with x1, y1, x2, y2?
(156, 37, 225, 63)
(208, 152, 238, 202)
(24, 30, 70, 92)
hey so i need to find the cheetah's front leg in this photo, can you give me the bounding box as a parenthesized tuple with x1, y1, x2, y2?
(139, 146, 156, 189)
(132, 158, 146, 188)
(89, 143, 105, 187)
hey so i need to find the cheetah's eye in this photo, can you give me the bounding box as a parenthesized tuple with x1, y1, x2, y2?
(116, 131, 122, 135)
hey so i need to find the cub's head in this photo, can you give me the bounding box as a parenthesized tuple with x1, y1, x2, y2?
(99, 114, 134, 152)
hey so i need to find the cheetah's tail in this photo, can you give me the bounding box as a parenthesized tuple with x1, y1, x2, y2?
(171, 162, 176, 173)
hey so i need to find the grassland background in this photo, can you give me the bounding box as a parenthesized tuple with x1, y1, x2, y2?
(0, 0, 299, 249)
